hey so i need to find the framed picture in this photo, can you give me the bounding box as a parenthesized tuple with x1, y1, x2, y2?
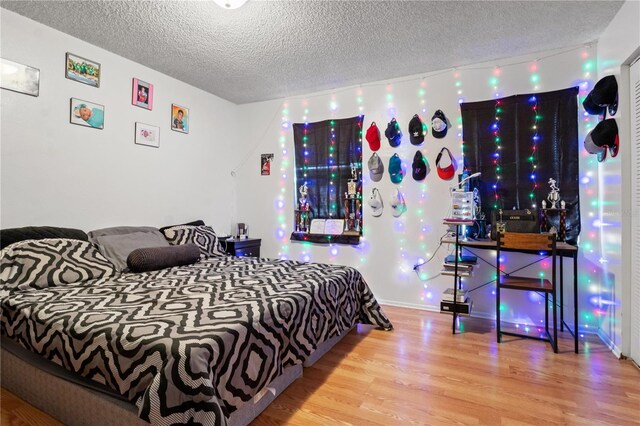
(171, 104, 189, 134)
(261, 153, 274, 176)
(65, 52, 100, 87)
(1, 58, 40, 97)
(135, 122, 160, 148)
(132, 78, 153, 110)
(70, 98, 104, 129)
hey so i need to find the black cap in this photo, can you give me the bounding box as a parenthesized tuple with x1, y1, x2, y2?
(408, 114, 425, 145)
(583, 118, 618, 162)
(412, 150, 428, 181)
(431, 110, 449, 139)
(582, 93, 606, 115)
(584, 75, 618, 116)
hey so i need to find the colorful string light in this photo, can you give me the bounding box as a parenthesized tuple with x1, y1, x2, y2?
(529, 96, 540, 207)
(492, 99, 503, 209)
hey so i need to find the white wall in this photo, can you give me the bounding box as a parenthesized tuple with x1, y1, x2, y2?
(596, 0, 640, 356)
(0, 9, 238, 233)
(235, 46, 603, 328)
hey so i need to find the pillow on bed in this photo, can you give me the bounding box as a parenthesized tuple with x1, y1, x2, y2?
(0, 226, 88, 250)
(162, 225, 224, 257)
(88, 229, 170, 272)
(127, 244, 201, 273)
(0, 238, 116, 292)
(158, 220, 205, 234)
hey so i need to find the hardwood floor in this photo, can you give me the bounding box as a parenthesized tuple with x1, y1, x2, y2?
(2, 305, 639, 425)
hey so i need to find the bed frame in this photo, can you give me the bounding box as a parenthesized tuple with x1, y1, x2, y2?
(1, 327, 353, 425)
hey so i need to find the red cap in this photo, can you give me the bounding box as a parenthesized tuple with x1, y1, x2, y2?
(366, 122, 381, 151)
(436, 147, 457, 180)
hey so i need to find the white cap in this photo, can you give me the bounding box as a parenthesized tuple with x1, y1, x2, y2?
(390, 188, 407, 217)
(368, 188, 383, 217)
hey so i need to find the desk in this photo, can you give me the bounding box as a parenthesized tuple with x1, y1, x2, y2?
(442, 236, 579, 353)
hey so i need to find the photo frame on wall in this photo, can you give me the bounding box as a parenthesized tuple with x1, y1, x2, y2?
(65, 53, 100, 87)
(171, 104, 189, 134)
(135, 122, 160, 148)
(132, 78, 153, 110)
(70, 98, 104, 129)
(1, 58, 40, 97)
(261, 153, 274, 175)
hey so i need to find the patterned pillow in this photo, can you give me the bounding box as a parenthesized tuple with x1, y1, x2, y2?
(162, 225, 225, 257)
(0, 238, 117, 292)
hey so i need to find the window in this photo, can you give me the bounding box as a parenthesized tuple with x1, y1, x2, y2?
(291, 116, 363, 244)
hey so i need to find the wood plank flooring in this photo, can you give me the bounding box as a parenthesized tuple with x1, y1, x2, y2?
(2, 305, 639, 425)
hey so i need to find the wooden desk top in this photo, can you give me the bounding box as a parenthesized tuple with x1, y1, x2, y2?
(441, 236, 578, 253)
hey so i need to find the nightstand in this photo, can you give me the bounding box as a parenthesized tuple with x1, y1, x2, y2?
(222, 238, 261, 258)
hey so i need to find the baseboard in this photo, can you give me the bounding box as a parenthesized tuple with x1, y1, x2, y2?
(597, 328, 622, 358)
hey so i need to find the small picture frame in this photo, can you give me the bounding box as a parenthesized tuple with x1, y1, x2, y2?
(132, 78, 153, 110)
(135, 122, 160, 148)
(65, 53, 100, 87)
(171, 104, 189, 134)
(1, 58, 40, 97)
(70, 98, 104, 129)
(261, 153, 274, 176)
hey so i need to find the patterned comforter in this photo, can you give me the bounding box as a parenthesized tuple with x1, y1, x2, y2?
(1, 255, 392, 425)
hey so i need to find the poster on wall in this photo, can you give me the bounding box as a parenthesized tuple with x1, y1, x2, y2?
(0, 58, 40, 97)
(70, 98, 104, 129)
(135, 122, 160, 148)
(261, 153, 274, 175)
(171, 104, 189, 133)
(132, 78, 153, 110)
(65, 53, 100, 87)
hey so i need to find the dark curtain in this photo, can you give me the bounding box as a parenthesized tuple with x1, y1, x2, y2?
(461, 87, 580, 244)
(293, 116, 363, 220)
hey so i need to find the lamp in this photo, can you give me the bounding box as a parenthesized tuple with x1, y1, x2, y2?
(213, 0, 248, 9)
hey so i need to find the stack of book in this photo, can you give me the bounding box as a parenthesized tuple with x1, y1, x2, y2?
(440, 254, 477, 277)
(440, 288, 473, 316)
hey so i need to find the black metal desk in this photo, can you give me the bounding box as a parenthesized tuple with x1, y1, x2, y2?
(442, 236, 579, 353)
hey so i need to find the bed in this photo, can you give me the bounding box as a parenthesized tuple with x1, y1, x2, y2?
(0, 232, 392, 426)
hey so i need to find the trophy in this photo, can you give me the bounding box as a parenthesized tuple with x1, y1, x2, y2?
(347, 163, 357, 197)
(546, 178, 561, 209)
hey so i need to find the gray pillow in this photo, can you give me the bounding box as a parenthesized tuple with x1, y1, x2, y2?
(127, 244, 200, 273)
(92, 231, 169, 272)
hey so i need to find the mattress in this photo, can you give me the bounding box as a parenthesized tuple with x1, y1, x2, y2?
(1, 255, 392, 425)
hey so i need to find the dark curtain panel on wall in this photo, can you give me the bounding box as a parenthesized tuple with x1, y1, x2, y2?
(293, 116, 363, 220)
(461, 87, 580, 244)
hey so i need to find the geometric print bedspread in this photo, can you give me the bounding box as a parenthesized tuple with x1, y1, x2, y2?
(0, 256, 392, 425)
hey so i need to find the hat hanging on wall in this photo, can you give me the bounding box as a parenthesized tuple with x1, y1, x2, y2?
(436, 147, 457, 180)
(408, 114, 425, 145)
(385, 118, 402, 147)
(368, 188, 384, 217)
(389, 153, 404, 184)
(583, 75, 618, 116)
(368, 152, 384, 182)
(365, 122, 381, 151)
(584, 118, 619, 162)
(431, 110, 450, 139)
(390, 188, 407, 217)
(412, 150, 429, 181)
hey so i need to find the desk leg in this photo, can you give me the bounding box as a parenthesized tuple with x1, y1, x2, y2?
(560, 256, 564, 332)
(574, 251, 579, 354)
(452, 228, 460, 335)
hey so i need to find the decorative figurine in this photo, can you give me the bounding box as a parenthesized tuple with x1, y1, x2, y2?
(560, 200, 566, 210)
(298, 182, 310, 211)
(547, 178, 561, 209)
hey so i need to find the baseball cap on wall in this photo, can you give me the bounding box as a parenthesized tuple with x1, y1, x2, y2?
(408, 114, 425, 145)
(390, 188, 407, 217)
(412, 150, 429, 181)
(584, 118, 618, 162)
(365, 122, 381, 151)
(583, 75, 618, 116)
(436, 147, 457, 180)
(368, 152, 385, 182)
(368, 188, 384, 217)
(385, 118, 402, 147)
(389, 153, 404, 184)
(431, 110, 450, 139)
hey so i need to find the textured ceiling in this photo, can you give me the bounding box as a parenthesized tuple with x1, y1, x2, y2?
(1, 0, 623, 104)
